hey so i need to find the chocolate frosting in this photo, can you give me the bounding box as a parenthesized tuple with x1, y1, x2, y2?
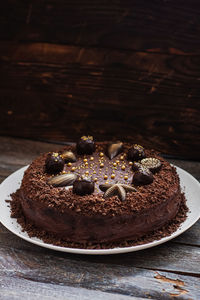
(19, 142, 182, 243)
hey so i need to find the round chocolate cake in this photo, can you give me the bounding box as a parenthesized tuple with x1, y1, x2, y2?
(12, 136, 187, 247)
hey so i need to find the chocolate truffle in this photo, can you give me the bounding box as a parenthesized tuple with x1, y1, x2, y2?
(45, 152, 64, 174)
(76, 136, 95, 155)
(73, 177, 95, 195)
(132, 167, 153, 185)
(127, 144, 146, 161)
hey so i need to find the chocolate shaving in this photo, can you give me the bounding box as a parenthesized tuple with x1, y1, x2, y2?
(9, 190, 188, 249)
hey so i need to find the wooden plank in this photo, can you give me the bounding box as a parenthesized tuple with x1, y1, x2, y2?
(0, 244, 199, 299)
(1, 42, 200, 95)
(2, 41, 200, 68)
(0, 40, 199, 159)
(0, 232, 200, 275)
(1, 1, 200, 54)
(1, 2, 200, 158)
(0, 276, 147, 300)
(87, 244, 200, 275)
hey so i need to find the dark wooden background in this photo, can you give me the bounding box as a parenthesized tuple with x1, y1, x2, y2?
(0, 0, 200, 159)
(0, 3, 200, 298)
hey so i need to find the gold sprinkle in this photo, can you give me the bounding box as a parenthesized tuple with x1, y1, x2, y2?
(113, 162, 117, 167)
(120, 156, 124, 160)
(85, 162, 88, 166)
(90, 157, 94, 161)
(129, 161, 133, 165)
(105, 181, 109, 184)
(93, 171, 96, 174)
(83, 158, 88, 162)
(121, 165, 126, 170)
(81, 135, 93, 141)
(71, 167, 76, 172)
(99, 152, 104, 157)
(124, 175, 128, 180)
(104, 175, 108, 180)
(85, 171, 89, 175)
(111, 174, 115, 179)
(100, 163, 104, 168)
(67, 162, 72, 167)
(52, 152, 59, 157)
(94, 177, 98, 182)
(116, 160, 120, 164)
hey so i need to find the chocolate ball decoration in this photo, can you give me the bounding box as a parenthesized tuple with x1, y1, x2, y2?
(132, 167, 153, 185)
(45, 152, 64, 174)
(127, 144, 146, 161)
(73, 177, 95, 195)
(76, 136, 95, 155)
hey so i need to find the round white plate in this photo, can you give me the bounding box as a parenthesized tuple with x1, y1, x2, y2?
(0, 165, 199, 255)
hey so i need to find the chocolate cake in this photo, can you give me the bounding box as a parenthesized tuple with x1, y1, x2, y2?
(10, 137, 187, 247)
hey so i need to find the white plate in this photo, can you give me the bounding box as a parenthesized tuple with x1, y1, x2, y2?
(0, 165, 200, 255)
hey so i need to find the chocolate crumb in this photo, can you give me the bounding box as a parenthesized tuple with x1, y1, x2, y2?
(9, 190, 188, 249)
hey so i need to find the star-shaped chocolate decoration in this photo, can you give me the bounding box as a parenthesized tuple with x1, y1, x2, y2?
(99, 183, 137, 201)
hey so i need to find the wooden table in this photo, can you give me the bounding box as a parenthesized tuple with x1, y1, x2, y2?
(0, 137, 200, 299)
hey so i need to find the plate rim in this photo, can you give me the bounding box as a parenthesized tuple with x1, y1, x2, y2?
(0, 164, 199, 255)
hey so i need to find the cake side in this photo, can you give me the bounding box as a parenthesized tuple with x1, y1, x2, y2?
(20, 186, 181, 243)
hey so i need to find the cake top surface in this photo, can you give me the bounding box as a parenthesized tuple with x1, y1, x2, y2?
(21, 140, 180, 216)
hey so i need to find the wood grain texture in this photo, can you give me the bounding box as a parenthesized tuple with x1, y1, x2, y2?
(1, 0, 200, 54)
(1, 1, 200, 159)
(0, 243, 200, 299)
(0, 42, 200, 159)
(1, 276, 146, 300)
(0, 231, 199, 276)
(0, 137, 199, 299)
(1, 0, 200, 295)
